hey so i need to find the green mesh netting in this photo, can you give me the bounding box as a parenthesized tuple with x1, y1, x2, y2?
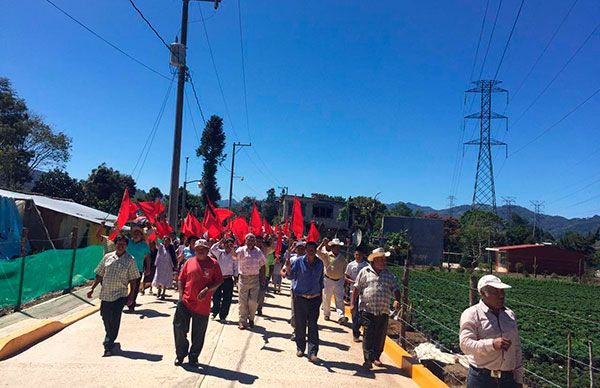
(0, 245, 103, 309)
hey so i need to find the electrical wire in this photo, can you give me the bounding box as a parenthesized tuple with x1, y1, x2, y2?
(44, 0, 170, 81)
(511, 0, 579, 100)
(131, 74, 176, 177)
(493, 0, 525, 79)
(477, 0, 504, 80)
(512, 19, 600, 128)
(188, 72, 207, 124)
(127, 0, 171, 50)
(184, 90, 202, 146)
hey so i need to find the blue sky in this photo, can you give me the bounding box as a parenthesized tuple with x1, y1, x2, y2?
(2, 0, 600, 218)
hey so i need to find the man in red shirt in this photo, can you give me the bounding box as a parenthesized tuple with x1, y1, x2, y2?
(174, 239, 223, 367)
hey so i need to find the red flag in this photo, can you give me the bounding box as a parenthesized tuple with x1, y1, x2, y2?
(202, 206, 223, 239)
(138, 199, 164, 224)
(275, 226, 283, 257)
(307, 221, 320, 243)
(250, 203, 263, 236)
(182, 212, 204, 238)
(230, 217, 249, 244)
(155, 218, 172, 238)
(147, 230, 157, 242)
(214, 208, 234, 224)
(291, 196, 304, 238)
(109, 188, 138, 240)
(283, 215, 290, 237)
(263, 219, 274, 236)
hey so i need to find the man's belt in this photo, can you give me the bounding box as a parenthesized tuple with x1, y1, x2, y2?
(324, 274, 342, 281)
(470, 365, 513, 379)
(298, 293, 321, 299)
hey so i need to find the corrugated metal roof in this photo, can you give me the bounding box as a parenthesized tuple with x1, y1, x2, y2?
(0, 188, 116, 226)
(493, 244, 546, 251)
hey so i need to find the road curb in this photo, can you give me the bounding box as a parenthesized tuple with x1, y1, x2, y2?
(344, 306, 447, 388)
(0, 305, 99, 360)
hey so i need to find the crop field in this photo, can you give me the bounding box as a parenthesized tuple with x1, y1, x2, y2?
(389, 266, 600, 387)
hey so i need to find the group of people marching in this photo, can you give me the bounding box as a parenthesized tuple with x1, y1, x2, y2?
(88, 228, 402, 370)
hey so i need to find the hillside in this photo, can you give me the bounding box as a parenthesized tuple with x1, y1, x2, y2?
(388, 202, 600, 237)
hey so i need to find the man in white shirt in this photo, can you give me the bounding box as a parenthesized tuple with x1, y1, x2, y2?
(234, 233, 266, 330)
(210, 237, 237, 322)
(459, 275, 523, 388)
(316, 238, 348, 324)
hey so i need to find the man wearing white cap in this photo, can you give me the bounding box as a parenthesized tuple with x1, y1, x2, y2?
(317, 237, 348, 323)
(352, 247, 401, 369)
(459, 275, 523, 388)
(234, 233, 267, 330)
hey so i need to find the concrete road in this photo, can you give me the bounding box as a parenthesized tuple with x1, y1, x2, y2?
(0, 282, 417, 388)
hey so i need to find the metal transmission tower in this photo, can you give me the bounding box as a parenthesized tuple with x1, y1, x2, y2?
(530, 200, 545, 242)
(464, 80, 508, 212)
(447, 195, 456, 217)
(501, 196, 516, 221)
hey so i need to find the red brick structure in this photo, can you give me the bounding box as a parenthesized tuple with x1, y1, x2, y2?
(488, 244, 585, 276)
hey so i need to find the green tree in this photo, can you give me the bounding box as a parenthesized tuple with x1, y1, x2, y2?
(387, 202, 413, 217)
(234, 196, 258, 219)
(83, 163, 136, 214)
(0, 78, 71, 189)
(340, 196, 387, 237)
(178, 187, 203, 217)
(261, 188, 279, 224)
(385, 230, 411, 263)
(32, 169, 85, 202)
(146, 187, 163, 201)
(196, 115, 226, 204)
(558, 231, 596, 266)
(459, 209, 504, 265)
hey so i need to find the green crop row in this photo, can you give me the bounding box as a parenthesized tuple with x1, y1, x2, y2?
(389, 266, 600, 387)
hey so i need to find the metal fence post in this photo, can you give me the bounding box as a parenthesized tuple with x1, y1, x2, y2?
(15, 228, 29, 311)
(67, 226, 79, 292)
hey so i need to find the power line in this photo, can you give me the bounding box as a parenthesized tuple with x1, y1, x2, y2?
(493, 0, 525, 79)
(477, 0, 504, 80)
(469, 0, 491, 82)
(132, 74, 176, 177)
(511, 0, 579, 100)
(184, 90, 202, 146)
(44, 0, 170, 81)
(512, 19, 600, 127)
(188, 71, 207, 124)
(237, 0, 251, 142)
(127, 0, 171, 50)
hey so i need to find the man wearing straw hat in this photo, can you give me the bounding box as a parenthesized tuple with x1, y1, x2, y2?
(317, 237, 348, 324)
(459, 275, 523, 388)
(126, 226, 150, 312)
(352, 247, 401, 369)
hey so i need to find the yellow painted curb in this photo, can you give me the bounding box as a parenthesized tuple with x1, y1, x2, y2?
(0, 305, 99, 360)
(344, 306, 448, 388)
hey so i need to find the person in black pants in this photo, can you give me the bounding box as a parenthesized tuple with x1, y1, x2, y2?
(210, 238, 237, 321)
(284, 240, 324, 363)
(174, 239, 223, 366)
(87, 235, 140, 356)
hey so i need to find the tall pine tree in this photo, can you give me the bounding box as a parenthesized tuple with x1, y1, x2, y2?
(196, 115, 226, 205)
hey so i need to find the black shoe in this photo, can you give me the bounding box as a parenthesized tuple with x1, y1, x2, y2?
(248, 320, 254, 328)
(174, 357, 183, 366)
(290, 333, 296, 341)
(188, 359, 199, 367)
(103, 349, 112, 357)
(256, 309, 263, 316)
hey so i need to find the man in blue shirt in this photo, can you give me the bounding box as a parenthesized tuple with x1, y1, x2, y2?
(284, 240, 324, 363)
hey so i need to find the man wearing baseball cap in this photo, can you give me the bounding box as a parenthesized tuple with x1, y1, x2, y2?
(459, 275, 523, 387)
(173, 239, 223, 367)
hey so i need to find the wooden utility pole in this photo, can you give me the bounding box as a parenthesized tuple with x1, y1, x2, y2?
(228, 142, 251, 209)
(399, 257, 410, 348)
(167, 0, 220, 227)
(66, 226, 79, 292)
(567, 332, 572, 388)
(15, 228, 29, 311)
(469, 274, 478, 306)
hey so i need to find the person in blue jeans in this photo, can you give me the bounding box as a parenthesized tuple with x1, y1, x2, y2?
(344, 248, 369, 342)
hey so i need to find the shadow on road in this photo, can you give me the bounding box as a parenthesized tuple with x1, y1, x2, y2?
(112, 345, 163, 362)
(182, 364, 258, 384)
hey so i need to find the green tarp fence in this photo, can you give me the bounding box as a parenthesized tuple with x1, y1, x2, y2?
(0, 245, 103, 309)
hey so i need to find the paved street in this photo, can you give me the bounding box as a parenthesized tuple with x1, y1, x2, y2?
(0, 281, 417, 387)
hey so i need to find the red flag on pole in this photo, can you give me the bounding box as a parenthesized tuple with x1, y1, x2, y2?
(138, 199, 163, 224)
(275, 226, 283, 257)
(182, 212, 204, 238)
(282, 215, 290, 238)
(109, 188, 138, 240)
(203, 206, 223, 239)
(263, 219, 274, 236)
(250, 203, 263, 236)
(155, 218, 173, 238)
(291, 196, 304, 239)
(307, 221, 320, 243)
(206, 195, 234, 224)
(230, 217, 249, 244)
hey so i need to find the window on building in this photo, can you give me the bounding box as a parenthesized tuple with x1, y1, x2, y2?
(312, 205, 333, 219)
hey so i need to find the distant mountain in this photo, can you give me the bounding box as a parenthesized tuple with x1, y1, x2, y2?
(387, 202, 600, 237)
(216, 199, 238, 208)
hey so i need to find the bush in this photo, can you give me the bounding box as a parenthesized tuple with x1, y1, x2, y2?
(456, 267, 466, 273)
(459, 256, 473, 269)
(571, 275, 579, 283)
